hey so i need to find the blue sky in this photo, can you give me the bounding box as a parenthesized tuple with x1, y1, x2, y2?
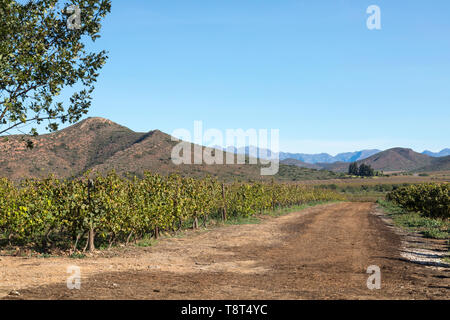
(77, 0, 449, 155)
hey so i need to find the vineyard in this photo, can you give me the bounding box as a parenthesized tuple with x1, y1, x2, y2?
(386, 183, 450, 219)
(0, 171, 343, 252)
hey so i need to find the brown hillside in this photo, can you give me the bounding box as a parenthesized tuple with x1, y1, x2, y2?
(320, 148, 435, 172)
(0, 117, 145, 180)
(0, 118, 337, 182)
(89, 129, 268, 181)
(418, 155, 450, 172)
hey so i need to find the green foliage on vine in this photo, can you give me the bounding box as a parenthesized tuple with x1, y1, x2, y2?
(386, 183, 449, 219)
(0, 171, 344, 250)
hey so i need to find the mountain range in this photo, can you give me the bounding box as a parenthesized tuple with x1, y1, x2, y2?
(0, 118, 339, 182)
(278, 149, 382, 163)
(0, 117, 448, 181)
(422, 148, 450, 157)
(283, 148, 450, 173)
(234, 147, 450, 164)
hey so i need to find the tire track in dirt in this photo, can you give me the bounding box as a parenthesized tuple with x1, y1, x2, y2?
(2, 202, 449, 299)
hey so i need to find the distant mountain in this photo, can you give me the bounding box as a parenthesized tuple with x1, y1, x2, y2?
(279, 152, 334, 163)
(228, 146, 277, 160)
(333, 149, 382, 162)
(2, 118, 446, 180)
(422, 148, 450, 157)
(216, 145, 449, 173)
(0, 117, 337, 182)
(279, 149, 381, 164)
(321, 148, 435, 172)
(280, 158, 322, 170)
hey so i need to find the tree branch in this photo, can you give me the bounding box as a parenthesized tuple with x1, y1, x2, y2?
(0, 115, 63, 136)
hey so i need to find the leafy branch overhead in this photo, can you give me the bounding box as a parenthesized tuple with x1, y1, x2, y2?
(0, 0, 111, 138)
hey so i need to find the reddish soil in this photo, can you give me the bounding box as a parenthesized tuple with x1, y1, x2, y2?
(1, 202, 449, 299)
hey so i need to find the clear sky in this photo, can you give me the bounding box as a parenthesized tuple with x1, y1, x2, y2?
(78, 0, 448, 155)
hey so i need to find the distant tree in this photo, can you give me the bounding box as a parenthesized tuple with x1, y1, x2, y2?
(374, 170, 384, 177)
(358, 163, 375, 177)
(348, 162, 359, 175)
(0, 0, 111, 141)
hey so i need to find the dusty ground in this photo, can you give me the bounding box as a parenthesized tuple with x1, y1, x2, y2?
(1, 202, 449, 299)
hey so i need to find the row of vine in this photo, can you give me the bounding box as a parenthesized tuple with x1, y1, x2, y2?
(0, 171, 344, 251)
(386, 183, 449, 219)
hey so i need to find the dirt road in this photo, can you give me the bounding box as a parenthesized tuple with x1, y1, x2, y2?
(1, 202, 449, 299)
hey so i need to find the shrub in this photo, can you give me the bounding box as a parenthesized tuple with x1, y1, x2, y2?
(386, 183, 449, 219)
